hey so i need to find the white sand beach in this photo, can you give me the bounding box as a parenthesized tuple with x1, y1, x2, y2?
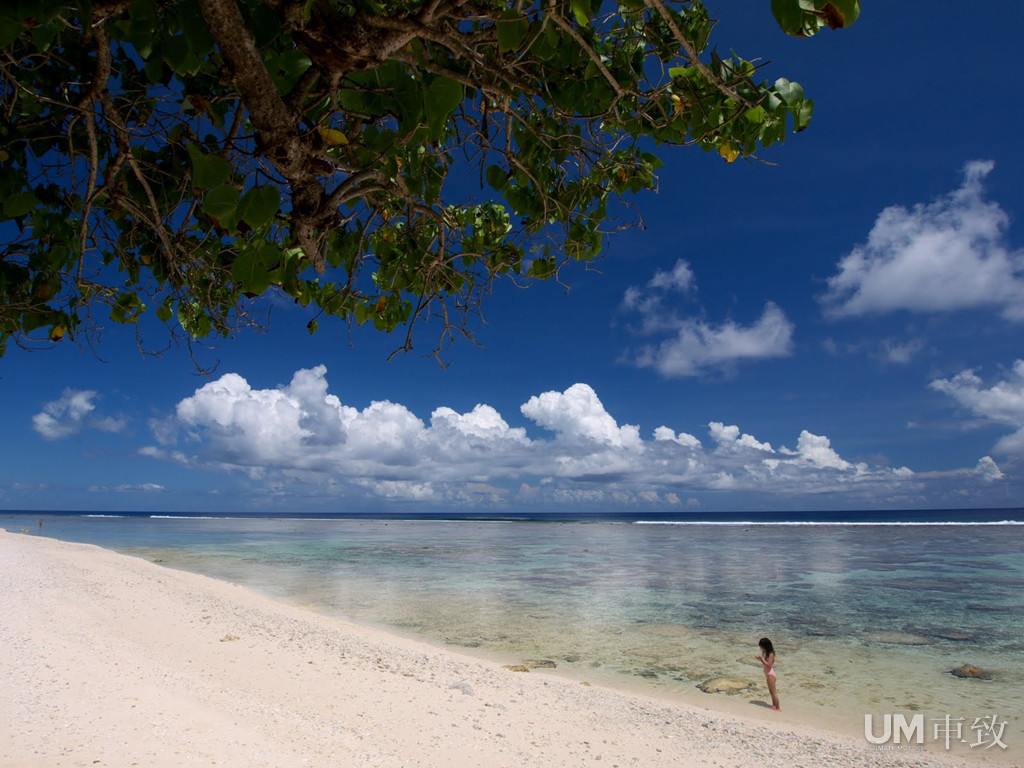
(0, 528, 1015, 768)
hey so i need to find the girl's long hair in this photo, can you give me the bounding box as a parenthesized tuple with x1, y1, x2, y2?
(758, 637, 775, 657)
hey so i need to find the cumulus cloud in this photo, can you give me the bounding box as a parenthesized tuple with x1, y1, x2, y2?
(822, 161, 1024, 320)
(621, 260, 794, 378)
(791, 431, 853, 471)
(709, 422, 773, 453)
(915, 456, 1004, 483)
(930, 360, 1024, 455)
(161, 365, 531, 482)
(521, 383, 640, 448)
(652, 426, 701, 448)
(33, 389, 125, 440)
(138, 365, 987, 508)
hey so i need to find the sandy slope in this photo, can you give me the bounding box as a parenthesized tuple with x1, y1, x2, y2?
(0, 529, 1009, 768)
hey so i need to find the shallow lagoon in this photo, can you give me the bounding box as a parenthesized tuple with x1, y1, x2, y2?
(11, 512, 1023, 757)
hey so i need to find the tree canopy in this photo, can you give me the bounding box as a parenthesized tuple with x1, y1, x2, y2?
(0, 0, 858, 359)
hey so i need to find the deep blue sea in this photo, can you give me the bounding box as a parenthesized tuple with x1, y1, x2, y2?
(4, 508, 1022, 751)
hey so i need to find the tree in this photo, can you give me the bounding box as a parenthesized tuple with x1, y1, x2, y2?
(0, 0, 857, 360)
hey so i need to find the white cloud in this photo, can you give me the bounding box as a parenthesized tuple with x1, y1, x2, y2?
(139, 365, 992, 508)
(914, 456, 1004, 483)
(32, 389, 125, 440)
(930, 360, 1024, 456)
(621, 261, 793, 377)
(432, 404, 527, 445)
(87, 483, 166, 494)
(880, 338, 925, 365)
(793, 431, 853, 471)
(633, 302, 794, 378)
(709, 422, 773, 453)
(521, 383, 640, 448)
(648, 260, 695, 292)
(974, 456, 1005, 481)
(621, 259, 693, 314)
(820, 336, 926, 367)
(652, 426, 701, 448)
(822, 161, 1024, 320)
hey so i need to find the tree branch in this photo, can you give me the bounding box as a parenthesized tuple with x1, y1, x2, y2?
(197, 0, 330, 270)
(545, 2, 627, 101)
(642, 0, 756, 109)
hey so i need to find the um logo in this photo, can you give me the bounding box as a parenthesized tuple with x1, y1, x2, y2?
(865, 714, 925, 745)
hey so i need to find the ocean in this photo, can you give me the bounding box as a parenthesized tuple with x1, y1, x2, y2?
(5, 508, 1022, 756)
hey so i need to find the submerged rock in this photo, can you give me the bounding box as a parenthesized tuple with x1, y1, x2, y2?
(502, 664, 530, 673)
(949, 663, 991, 680)
(864, 631, 931, 646)
(522, 658, 557, 669)
(697, 678, 754, 695)
(446, 637, 483, 648)
(933, 630, 976, 642)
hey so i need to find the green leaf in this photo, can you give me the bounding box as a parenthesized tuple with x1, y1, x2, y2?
(200, 184, 240, 222)
(744, 106, 767, 124)
(570, 0, 590, 26)
(3, 191, 37, 218)
(527, 257, 556, 279)
(425, 77, 463, 141)
(231, 242, 278, 295)
(30, 21, 56, 51)
(21, 310, 53, 333)
(773, 78, 804, 105)
(178, 0, 215, 57)
(486, 164, 507, 190)
(354, 300, 372, 325)
(496, 12, 528, 52)
(0, 14, 25, 48)
(236, 185, 280, 231)
(143, 54, 165, 84)
(771, 0, 809, 36)
(792, 97, 814, 131)
(640, 152, 665, 172)
(772, 0, 859, 37)
(110, 292, 145, 324)
(270, 48, 313, 94)
(188, 144, 232, 189)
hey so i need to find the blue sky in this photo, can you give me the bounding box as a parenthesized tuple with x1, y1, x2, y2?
(3, 1, 1024, 514)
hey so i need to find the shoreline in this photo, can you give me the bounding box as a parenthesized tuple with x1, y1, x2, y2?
(1, 529, 1014, 767)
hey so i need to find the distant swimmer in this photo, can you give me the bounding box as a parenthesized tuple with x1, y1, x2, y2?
(756, 637, 781, 711)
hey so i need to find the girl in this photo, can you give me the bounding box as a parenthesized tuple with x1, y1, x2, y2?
(756, 637, 781, 710)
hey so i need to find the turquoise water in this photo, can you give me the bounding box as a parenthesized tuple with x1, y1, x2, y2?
(7, 512, 1023, 755)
